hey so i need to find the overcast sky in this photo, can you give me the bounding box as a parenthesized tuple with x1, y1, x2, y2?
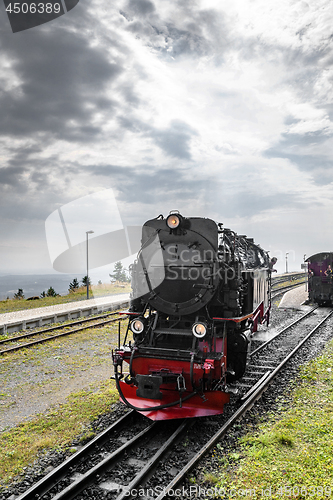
(0, 0, 332, 277)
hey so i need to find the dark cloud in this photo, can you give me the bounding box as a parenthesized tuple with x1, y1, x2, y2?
(211, 190, 317, 219)
(264, 132, 333, 184)
(0, 18, 123, 142)
(150, 120, 197, 159)
(0, 166, 25, 186)
(6, 143, 44, 167)
(125, 0, 155, 17)
(0, 144, 44, 190)
(81, 160, 316, 222)
(119, 84, 142, 107)
(266, 131, 330, 151)
(117, 115, 197, 159)
(84, 162, 208, 204)
(120, 2, 228, 60)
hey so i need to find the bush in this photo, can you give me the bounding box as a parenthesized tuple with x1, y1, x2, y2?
(69, 278, 80, 293)
(46, 286, 58, 297)
(81, 276, 92, 287)
(14, 289, 24, 300)
(109, 261, 130, 283)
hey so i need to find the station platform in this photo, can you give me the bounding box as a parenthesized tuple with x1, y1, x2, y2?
(278, 284, 308, 309)
(0, 293, 130, 335)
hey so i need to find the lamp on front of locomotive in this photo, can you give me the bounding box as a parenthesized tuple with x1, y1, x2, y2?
(130, 317, 146, 341)
(192, 322, 207, 338)
(166, 213, 182, 229)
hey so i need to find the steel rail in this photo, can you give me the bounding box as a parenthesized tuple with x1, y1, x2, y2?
(52, 423, 157, 500)
(0, 315, 127, 355)
(271, 278, 306, 287)
(116, 420, 189, 500)
(271, 282, 306, 299)
(250, 305, 318, 358)
(272, 282, 305, 293)
(15, 410, 135, 500)
(0, 311, 122, 345)
(155, 309, 333, 500)
(272, 274, 305, 282)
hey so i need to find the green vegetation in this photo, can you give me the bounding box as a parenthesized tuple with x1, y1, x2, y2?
(0, 319, 130, 488)
(0, 380, 119, 487)
(109, 261, 130, 283)
(206, 341, 333, 498)
(273, 276, 306, 290)
(81, 275, 92, 287)
(40, 286, 59, 298)
(0, 283, 131, 314)
(13, 289, 24, 300)
(68, 277, 80, 293)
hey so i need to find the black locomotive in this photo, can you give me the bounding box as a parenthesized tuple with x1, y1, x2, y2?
(113, 212, 271, 420)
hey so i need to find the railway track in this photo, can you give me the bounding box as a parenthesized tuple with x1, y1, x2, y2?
(13, 306, 333, 500)
(271, 272, 305, 285)
(0, 278, 303, 356)
(15, 409, 190, 500)
(153, 306, 333, 500)
(0, 312, 127, 355)
(271, 280, 306, 299)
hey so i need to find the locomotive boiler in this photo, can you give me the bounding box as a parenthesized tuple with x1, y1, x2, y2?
(113, 212, 271, 420)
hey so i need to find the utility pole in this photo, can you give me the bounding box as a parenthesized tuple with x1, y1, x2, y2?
(86, 230, 94, 299)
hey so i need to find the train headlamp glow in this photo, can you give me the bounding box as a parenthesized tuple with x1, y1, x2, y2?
(192, 322, 207, 338)
(167, 214, 181, 229)
(130, 319, 145, 334)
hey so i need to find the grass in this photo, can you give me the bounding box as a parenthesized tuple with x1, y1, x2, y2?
(0, 283, 131, 314)
(0, 380, 119, 488)
(206, 340, 333, 499)
(0, 320, 131, 489)
(273, 277, 307, 290)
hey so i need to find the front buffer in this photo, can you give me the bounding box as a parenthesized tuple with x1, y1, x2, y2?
(113, 350, 230, 421)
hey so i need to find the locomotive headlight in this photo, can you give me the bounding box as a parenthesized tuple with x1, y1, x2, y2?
(166, 214, 181, 229)
(192, 322, 207, 338)
(130, 318, 145, 334)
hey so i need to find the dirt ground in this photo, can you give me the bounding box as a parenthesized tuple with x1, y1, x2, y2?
(0, 322, 125, 433)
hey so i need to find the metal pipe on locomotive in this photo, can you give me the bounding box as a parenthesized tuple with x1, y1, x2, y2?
(113, 212, 272, 420)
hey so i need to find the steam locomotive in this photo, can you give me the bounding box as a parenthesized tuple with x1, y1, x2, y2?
(306, 252, 333, 305)
(113, 212, 271, 420)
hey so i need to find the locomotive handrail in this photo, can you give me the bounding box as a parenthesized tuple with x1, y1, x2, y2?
(212, 312, 254, 323)
(118, 310, 144, 315)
